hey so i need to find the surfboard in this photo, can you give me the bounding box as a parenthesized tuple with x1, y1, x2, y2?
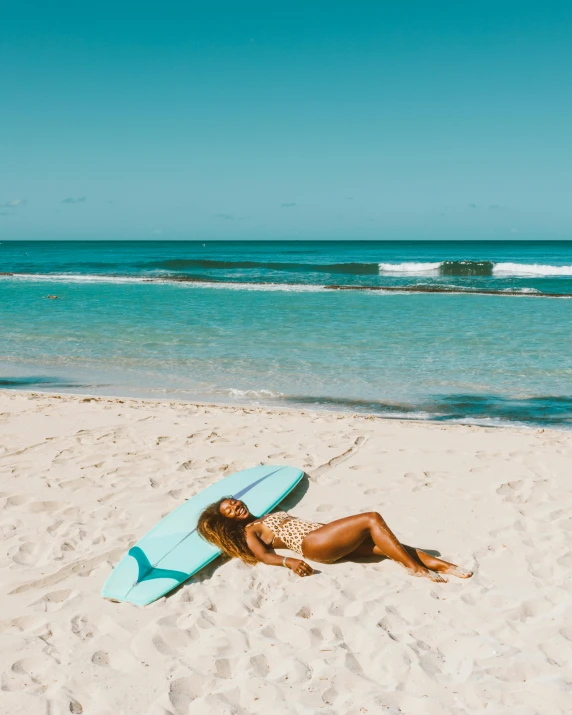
(101, 465, 304, 606)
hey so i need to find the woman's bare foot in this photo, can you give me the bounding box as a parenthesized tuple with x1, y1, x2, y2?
(408, 566, 447, 583)
(444, 565, 473, 579)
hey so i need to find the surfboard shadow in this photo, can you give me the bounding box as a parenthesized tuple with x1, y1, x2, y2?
(276, 472, 310, 510)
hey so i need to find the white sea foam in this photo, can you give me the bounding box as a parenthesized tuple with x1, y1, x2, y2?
(1, 272, 149, 284)
(501, 287, 541, 293)
(226, 388, 284, 399)
(448, 416, 536, 430)
(0, 273, 327, 292)
(493, 263, 572, 276)
(377, 261, 572, 277)
(378, 262, 442, 273)
(190, 281, 326, 293)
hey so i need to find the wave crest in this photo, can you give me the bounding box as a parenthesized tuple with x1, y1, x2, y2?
(378, 262, 441, 273)
(379, 260, 572, 277)
(493, 262, 572, 276)
(150, 259, 379, 275)
(379, 260, 495, 276)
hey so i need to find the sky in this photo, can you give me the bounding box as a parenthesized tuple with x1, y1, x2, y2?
(1, 1, 571, 240)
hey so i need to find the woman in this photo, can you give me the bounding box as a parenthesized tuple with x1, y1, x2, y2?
(197, 498, 472, 582)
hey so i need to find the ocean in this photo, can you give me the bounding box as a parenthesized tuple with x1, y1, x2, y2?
(1, 240, 571, 428)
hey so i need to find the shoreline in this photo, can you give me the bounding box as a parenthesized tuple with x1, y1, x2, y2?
(1, 386, 564, 432)
(1, 389, 571, 713)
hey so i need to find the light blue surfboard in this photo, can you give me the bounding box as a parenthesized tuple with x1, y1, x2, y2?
(101, 465, 303, 606)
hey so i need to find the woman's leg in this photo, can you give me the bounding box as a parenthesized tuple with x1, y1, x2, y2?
(302, 512, 446, 582)
(349, 539, 472, 578)
(404, 546, 472, 578)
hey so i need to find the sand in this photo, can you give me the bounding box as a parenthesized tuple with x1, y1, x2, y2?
(1, 390, 571, 715)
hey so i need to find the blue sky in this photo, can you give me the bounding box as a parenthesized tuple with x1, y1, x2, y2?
(1, 2, 571, 240)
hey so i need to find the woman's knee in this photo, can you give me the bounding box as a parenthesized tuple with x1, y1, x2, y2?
(364, 511, 386, 528)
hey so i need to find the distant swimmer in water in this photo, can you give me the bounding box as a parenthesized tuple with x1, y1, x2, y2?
(198, 499, 473, 582)
(46, 295, 58, 299)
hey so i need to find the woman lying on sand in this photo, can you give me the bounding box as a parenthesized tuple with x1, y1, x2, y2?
(198, 498, 472, 583)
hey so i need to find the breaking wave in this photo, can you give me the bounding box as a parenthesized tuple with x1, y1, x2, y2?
(379, 260, 572, 276)
(493, 262, 572, 276)
(378, 260, 501, 276)
(146, 258, 572, 277)
(378, 262, 442, 273)
(4, 258, 572, 282)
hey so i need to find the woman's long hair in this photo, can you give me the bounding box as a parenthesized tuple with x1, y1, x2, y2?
(197, 498, 257, 565)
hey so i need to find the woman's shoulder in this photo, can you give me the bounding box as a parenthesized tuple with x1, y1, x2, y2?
(247, 511, 288, 527)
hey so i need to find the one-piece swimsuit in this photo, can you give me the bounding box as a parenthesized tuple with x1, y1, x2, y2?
(259, 511, 323, 556)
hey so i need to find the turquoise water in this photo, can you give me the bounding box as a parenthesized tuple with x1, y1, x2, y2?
(1, 240, 572, 427)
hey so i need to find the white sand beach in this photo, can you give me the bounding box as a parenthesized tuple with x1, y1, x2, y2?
(1, 390, 571, 714)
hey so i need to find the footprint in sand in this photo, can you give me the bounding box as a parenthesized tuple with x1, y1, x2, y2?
(30, 589, 75, 613)
(250, 653, 270, 676)
(5, 495, 29, 508)
(215, 658, 232, 679)
(2, 656, 50, 694)
(71, 614, 95, 640)
(12, 541, 40, 565)
(69, 699, 83, 714)
(206, 464, 229, 474)
(169, 674, 205, 713)
(91, 651, 109, 666)
(53, 448, 76, 463)
(540, 638, 572, 667)
(27, 501, 63, 514)
(1, 615, 47, 634)
(59, 476, 95, 491)
(1, 521, 19, 538)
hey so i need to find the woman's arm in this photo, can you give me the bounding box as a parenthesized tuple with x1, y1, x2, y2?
(245, 527, 313, 577)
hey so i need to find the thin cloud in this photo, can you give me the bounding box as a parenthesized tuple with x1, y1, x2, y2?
(62, 197, 87, 204)
(214, 213, 234, 220)
(0, 211, 15, 216)
(0, 198, 26, 207)
(280, 202, 296, 208)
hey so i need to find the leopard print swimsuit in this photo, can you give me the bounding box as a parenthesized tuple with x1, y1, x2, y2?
(259, 511, 323, 555)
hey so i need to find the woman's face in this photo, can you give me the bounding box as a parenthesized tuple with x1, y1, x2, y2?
(219, 498, 251, 520)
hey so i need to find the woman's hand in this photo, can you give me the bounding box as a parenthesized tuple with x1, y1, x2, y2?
(285, 558, 314, 577)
